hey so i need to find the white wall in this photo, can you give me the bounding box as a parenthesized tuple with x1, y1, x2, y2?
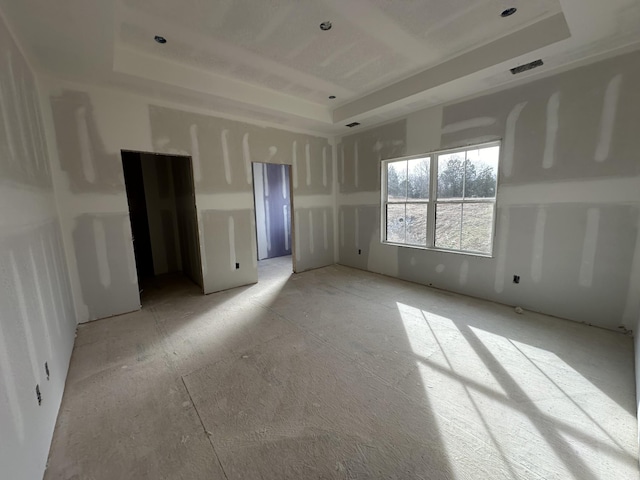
(0, 11, 76, 480)
(337, 51, 640, 332)
(41, 77, 335, 322)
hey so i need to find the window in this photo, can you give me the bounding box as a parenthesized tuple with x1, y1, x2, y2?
(381, 141, 500, 256)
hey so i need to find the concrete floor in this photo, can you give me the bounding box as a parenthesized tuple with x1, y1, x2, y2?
(45, 256, 638, 479)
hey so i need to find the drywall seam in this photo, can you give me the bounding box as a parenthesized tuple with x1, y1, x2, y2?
(441, 117, 497, 134)
(542, 92, 560, 169)
(36, 81, 86, 322)
(242, 132, 252, 184)
(305, 142, 311, 186)
(189, 124, 202, 181)
(9, 251, 41, 384)
(292, 195, 334, 209)
(494, 208, 510, 294)
(531, 207, 546, 283)
(578, 208, 600, 288)
(595, 74, 623, 163)
(502, 101, 527, 178)
(337, 192, 379, 206)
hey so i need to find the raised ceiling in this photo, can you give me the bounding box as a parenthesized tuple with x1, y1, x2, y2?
(2, 0, 640, 134)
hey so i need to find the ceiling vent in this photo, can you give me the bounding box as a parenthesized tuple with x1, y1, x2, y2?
(510, 59, 544, 75)
(346, 122, 360, 128)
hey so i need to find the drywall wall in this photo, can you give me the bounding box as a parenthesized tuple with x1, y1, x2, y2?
(337, 51, 640, 331)
(0, 11, 76, 480)
(140, 153, 181, 275)
(636, 311, 640, 459)
(253, 162, 292, 260)
(43, 79, 334, 321)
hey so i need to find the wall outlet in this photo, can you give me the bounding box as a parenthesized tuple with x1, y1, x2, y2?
(36, 385, 42, 406)
(513, 275, 520, 284)
(45, 362, 50, 380)
(235, 262, 240, 270)
(358, 249, 361, 255)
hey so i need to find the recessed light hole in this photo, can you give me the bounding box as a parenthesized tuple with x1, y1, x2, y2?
(154, 35, 167, 44)
(501, 7, 517, 17)
(320, 21, 332, 31)
(328, 95, 336, 99)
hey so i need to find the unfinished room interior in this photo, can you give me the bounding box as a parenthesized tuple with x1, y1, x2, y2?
(1, 0, 640, 478)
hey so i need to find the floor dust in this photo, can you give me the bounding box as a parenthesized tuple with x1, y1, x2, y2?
(45, 256, 638, 479)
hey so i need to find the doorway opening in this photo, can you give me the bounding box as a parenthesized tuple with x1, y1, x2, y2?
(252, 162, 294, 278)
(121, 150, 204, 304)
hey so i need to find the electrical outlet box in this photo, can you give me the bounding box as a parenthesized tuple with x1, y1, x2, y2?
(513, 275, 520, 284)
(235, 262, 240, 269)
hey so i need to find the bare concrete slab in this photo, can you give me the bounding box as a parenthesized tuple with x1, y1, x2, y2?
(45, 256, 638, 479)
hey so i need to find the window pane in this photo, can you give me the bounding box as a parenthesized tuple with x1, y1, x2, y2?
(461, 203, 494, 253)
(437, 153, 465, 199)
(386, 204, 406, 243)
(387, 161, 407, 201)
(464, 146, 499, 199)
(405, 203, 428, 246)
(407, 157, 430, 200)
(435, 203, 461, 249)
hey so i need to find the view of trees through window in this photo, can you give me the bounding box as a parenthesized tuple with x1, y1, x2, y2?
(383, 143, 499, 255)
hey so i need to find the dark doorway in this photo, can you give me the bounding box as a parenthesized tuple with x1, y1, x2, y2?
(122, 151, 154, 282)
(121, 151, 203, 301)
(252, 163, 293, 262)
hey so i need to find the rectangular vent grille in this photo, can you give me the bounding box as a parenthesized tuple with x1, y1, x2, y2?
(346, 122, 360, 128)
(510, 59, 543, 75)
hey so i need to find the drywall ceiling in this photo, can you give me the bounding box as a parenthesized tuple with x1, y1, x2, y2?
(1, 0, 639, 134)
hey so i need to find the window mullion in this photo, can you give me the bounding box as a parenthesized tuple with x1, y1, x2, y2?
(427, 155, 437, 248)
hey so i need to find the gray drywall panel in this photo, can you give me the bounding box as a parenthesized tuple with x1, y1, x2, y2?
(148, 105, 334, 288)
(72, 214, 140, 320)
(0, 12, 76, 480)
(294, 207, 334, 272)
(200, 209, 257, 293)
(338, 205, 379, 271)
(339, 120, 406, 194)
(49, 90, 124, 193)
(336, 50, 640, 330)
(441, 54, 640, 184)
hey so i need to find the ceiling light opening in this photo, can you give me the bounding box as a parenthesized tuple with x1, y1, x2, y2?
(320, 21, 332, 31)
(510, 59, 544, 75)
(154, 35, 167, 44)
(329, 95, 336, 99)
(501, 8, 517, 17)
(346, 122, 360, 128)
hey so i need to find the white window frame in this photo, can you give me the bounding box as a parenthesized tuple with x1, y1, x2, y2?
(380, 140, 500, 257)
